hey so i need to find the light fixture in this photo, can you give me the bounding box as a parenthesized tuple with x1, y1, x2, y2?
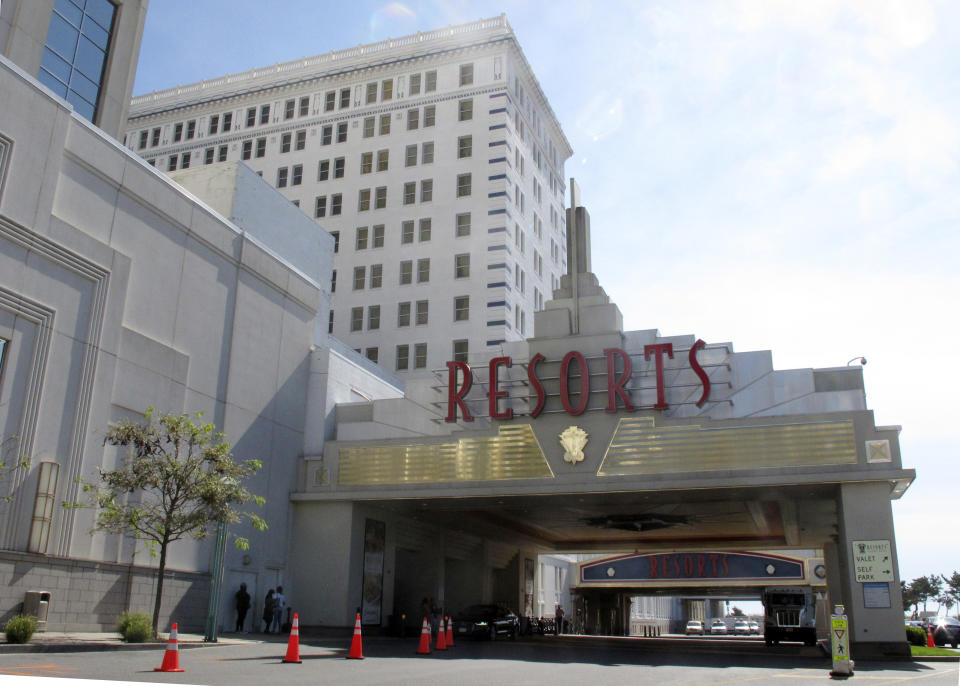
(846, 357, 867, 366)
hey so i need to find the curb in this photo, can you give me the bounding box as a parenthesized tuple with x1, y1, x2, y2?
(0, 640, 254, 654)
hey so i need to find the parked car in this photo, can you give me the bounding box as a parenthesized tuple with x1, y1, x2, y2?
(453, 604, 519, 640)
(930, 617, 960, 648)
(748, 620, 761, 635)
(711, 620, 728, 635)
(685, 620, 704, 635)
(734, 620, 751, 635)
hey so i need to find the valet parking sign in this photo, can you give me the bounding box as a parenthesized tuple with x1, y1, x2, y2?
(852, 540, 893, 583)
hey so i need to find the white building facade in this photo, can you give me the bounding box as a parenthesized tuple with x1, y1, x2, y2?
(124, 16, 573, 375)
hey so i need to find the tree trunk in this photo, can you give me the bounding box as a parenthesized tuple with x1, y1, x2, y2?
(153, 535, 169, 638)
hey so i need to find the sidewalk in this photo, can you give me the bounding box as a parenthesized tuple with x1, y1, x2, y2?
(0, 629, 269, 654)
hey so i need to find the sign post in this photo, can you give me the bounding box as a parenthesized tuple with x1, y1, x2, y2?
(829, 605, 853, 678)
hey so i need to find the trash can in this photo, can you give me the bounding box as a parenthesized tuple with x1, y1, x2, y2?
(22, 591, 51, 631)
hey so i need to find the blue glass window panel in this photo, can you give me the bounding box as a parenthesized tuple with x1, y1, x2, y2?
(85, 0, 116, 32)
(53, 0, 83, 27)
(45, 12, 80, 61)
(74, 34, 105, 82)
(66, 90, 95, 120)
(37, 68, 69, 98)
(69, 69, 99, 104)
(80, 13, 110, 50)
(41, 48, 72, 83)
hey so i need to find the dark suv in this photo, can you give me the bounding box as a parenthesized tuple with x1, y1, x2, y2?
(930, 617, 960, 648)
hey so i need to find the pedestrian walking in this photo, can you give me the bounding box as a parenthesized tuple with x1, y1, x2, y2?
(262, 589, 276, 633)
(555, 605, 565, 635)
(271, 585, 286, 632)
(234, 583, 251, 632)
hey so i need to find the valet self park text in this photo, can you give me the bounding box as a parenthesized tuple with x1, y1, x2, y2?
(445, 340, 711, 422)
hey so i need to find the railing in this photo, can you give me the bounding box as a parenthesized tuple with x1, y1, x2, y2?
(130, 15, 510, 107)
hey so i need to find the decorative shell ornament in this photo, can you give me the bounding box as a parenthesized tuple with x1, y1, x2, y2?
(559, 426, 589, 464)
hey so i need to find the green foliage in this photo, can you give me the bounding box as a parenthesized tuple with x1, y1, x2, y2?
(911, 644, 957, 657)
(117, 612, 154, 642)
(0, 434, 31, 503)
(905, 625, 926, 646)
(943, 571, 960, 618)
(82, 408, 267, 635)
(4, 615, 37, 644)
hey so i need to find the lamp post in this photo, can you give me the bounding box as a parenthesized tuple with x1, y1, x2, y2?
(846, 357, 867, 366)
(204, 519, 227, 642)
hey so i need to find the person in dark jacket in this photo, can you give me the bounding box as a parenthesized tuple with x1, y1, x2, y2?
(235, 583, 251, 632)
(262, 589, 276, 633)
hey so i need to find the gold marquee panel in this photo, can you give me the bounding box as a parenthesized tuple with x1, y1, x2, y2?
(338, 424, 554, 485)
(598, 417, 858, 476)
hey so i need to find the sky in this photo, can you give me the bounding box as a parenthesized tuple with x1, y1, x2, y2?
(133, 0, 959, 593)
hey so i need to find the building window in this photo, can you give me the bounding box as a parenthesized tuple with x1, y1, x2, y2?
(382, 79, 393, 100)
(358, 188, 371, 211)
(315, 196, 327, 218)
(38, 0, 117, 122)
(396, 344, 409, 370)
(414, 343, 428, 368)
(422, 142, 435, 164)
(458, 135, 472, 158)
(186, 120, 196, 139)
(377, 149, 389, 172)
(368, 305, 380, 330)
(459, 63, 474, 86)
(405, 145, 417, 167)
(456, 212, 471, 237)
(277, 167, 289, 187)
(401, 220, 414, 244)
(181, 152, 191, 169)
(330, 231, 339, 252)
(256, 137, 266, 157)
(454, 297, 469, 322)
(328, 310, 334, 334)
(331, 193, 342, 215)
(321, 125, 332, 145)
(420, 179, 433, 203)
(360, 152, 373, 174)
(370, 264, 383, 288)
(398, 302, 411, 327)
(455, 253, 470, 278)
(209, 115, 219, 135)
(281, 133, 292, 153)
(365, 346, 379, 363)
(356, 226, 369, 250)
(351, 307, 363, 331)
(337, 122, 348, 143)
(168, 155, 177, 171)
(138, 130, 148, 149)
(409, 73, 422, 95)
(415, 299, 429, 325)
(204, 147, 214, 165)
(419, 218, 432, 241)
(285, 99, 295, 120)
(331, 270, 336, 292)
(292, 164, 302, 185)
(334, 157, 345, 178)
(379, 114, 391, 135)
(375, 186, 387, 209)
(340, 87, 351, 108)
(299, 95, 310, 117)
(403, 182, 416, 205)
(246, 107, 256, 127)
(260, 104, 270, 124)
(173, 123, 183, 142)
(242, 140, 252, 160)
(407, 109, 419, 130)
(325, 91, 336, 112)
(457, 173, 472, 197)
(425, 70, 437, 92)
(222, 112, 232, 132)
(424, 105, 436, 127)
(363, 117, 375, 138)
(218, 145, 228, 162)
(318, 159, 330, 181)
(459, 99, 473, 121)
(373, 225, 385, 248)
(453, 340, 469, 363)
(151, 127, 161, 146)
(366, 82, 378, 104)
(296, 130, 306, 150)
(353, 266, 366, 290)
(399, 260, 413, 285)
(417, 258, 430, 283)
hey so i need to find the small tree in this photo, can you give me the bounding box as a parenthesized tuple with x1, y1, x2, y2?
(0, 434, 31, 502)
(85, 410, 266, 637)
(943, 572, 960, 619)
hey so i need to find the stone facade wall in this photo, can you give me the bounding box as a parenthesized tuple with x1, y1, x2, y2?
(0, 550, 209, 632)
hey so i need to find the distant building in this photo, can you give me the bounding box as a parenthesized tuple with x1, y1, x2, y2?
(124, 15, 573, 375)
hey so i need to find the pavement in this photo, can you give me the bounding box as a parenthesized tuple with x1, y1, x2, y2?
(0, 629, 271, 653)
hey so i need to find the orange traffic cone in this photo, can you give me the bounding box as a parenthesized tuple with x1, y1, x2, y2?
(154, 622, 185, 672)
(416, 617, 432, 654)
(446, 616, 454, 647)
(282, 612, 302, 663)
(347, 613, 363, 659)
(927, 624, 935, 648)
(435, 616, 447, 651)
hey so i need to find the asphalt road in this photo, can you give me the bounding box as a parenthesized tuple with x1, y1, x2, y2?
(0, 634, 957, 686)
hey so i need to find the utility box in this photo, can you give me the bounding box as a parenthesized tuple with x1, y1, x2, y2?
(22, 591, 51, 631)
